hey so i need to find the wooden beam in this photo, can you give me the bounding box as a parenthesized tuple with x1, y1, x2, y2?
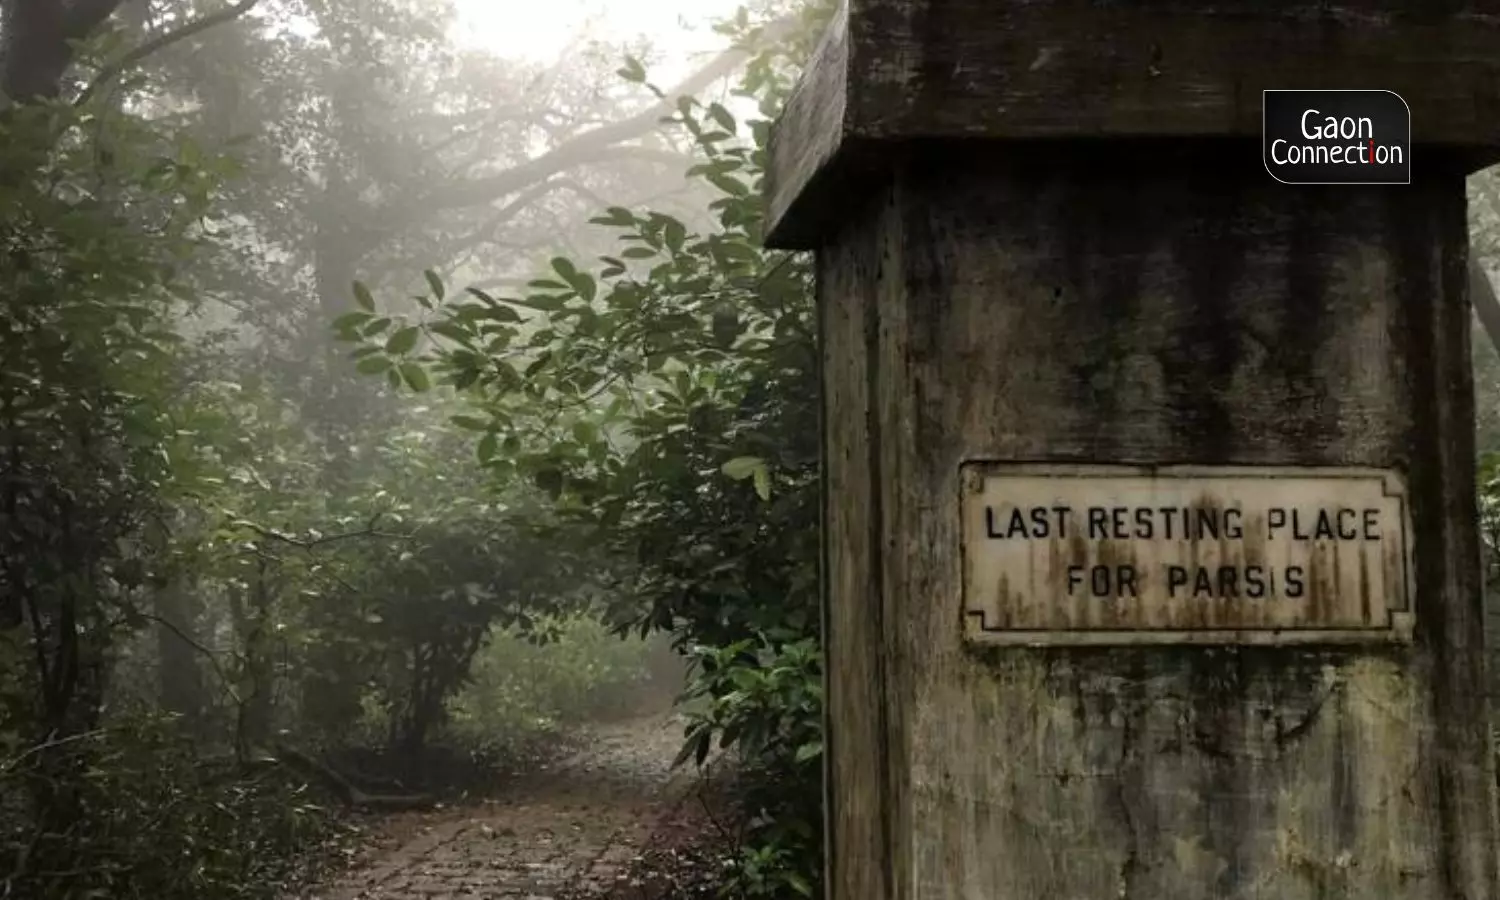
(766, 0, 1500, 248)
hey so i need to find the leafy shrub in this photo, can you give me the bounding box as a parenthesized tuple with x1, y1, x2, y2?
(336, 6, 837, 896)
(446, 614, 665, 750)
(0, 715, 348, 899)
(677, 636, 823, 898)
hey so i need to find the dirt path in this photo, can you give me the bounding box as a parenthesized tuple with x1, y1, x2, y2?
(293, 712, 693, 900)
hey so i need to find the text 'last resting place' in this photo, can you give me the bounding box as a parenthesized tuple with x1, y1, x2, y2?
(959, 464, 1414, 646)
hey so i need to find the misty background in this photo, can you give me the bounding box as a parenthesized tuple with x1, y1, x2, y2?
(5, 1, 1500, 898)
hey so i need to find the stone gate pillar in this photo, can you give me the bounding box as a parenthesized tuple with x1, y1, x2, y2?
(765, 2, 1500, 898)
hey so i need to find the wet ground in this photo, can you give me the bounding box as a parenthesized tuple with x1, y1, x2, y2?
(291, 711, 698, 900)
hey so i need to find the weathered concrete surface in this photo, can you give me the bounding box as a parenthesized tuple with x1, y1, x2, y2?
(780, 5, 1500, 897)
(809, 143, 1500, 898)
(767, 0, 1500, 246)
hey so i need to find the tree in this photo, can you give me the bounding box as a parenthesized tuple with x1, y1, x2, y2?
(0, 38, 253, 891)
(0, 0, 123, 103)
(335, 4, 835, 892)
(2, 0, 823, 893)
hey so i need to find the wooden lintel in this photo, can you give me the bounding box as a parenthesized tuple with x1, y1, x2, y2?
(766, 0, 1500, 248)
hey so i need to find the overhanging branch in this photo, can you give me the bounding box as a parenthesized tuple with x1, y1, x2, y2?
(74, 0, 261, 107)
(404, 15, 795, 220)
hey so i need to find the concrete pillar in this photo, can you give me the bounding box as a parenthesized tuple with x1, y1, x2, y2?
(767, 3, 1500, 898)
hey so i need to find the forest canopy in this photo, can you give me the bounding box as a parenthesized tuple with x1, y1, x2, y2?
(6, 1, 1500, 898)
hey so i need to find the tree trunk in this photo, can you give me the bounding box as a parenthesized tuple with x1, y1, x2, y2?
(154, 577, 205, 725)
(398, 646, 434, 782)
(229, 561, 274, 759)
(303, 184, 400, 489)
(0, 0, 121, 104)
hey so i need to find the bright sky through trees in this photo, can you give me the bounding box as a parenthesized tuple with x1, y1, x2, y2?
(452, 0, 745, 77)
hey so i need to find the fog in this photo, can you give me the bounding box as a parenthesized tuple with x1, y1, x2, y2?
(7, 1, 1500, 897)
(0, 0, 812, 896)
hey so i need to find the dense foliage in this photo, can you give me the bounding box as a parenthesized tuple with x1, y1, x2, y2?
(335, 6, 834, 893)
(11, 1, 1500, 898)
(0, 1, 729, 895)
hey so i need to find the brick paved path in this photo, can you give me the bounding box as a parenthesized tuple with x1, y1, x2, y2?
(293, 713, 691, 900)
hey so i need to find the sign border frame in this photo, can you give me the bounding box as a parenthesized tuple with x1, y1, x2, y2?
(957, 462, 1416, 647)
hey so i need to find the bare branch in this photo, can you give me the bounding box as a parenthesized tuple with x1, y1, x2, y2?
(439, 179, 572, 258)
(135, 609, 237, 662)
(124, 609, 243, 700)
(0, 727, 107, 775)
(405, 15, 795, 218)
(438, 171, 657, 262)
(228, 518, 410, 549)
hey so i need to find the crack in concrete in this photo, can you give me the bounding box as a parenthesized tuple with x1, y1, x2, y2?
(1112, 700, 1144, 900)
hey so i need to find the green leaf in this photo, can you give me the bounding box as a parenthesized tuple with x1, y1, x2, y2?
(428, 321, 473, 344)
(721, 456, 764, 481)
(385, 326, 419, 354)
(588, 208, 635, 228)
(399, 362, 430, 392)
(752, 466, 771, 501)
(452, 367, 481, 391)
(617, 55, 646, 83)
(477, 432, 498, 463)
(332, 311, 371, 331)
(568, 270, 596, 303)
(179, 136, 202, 166)
(352, 280, 375, 312)
(707, 173, 749, 197)
(356, 356, 392, 374)
(663, 217, 687, 252)
(423, 268, 445, 300)
(711, 303, 738, 348)
(523, 351, 553, 378)
(707, 102, 736, 133)
(572, 421, 598, 444)
(461, 288, 524, 320)
(450, 415, 490, 431)
(547, 257, 596, 303)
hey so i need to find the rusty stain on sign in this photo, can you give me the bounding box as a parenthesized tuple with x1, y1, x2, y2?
(960, 464, 1414, 646)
